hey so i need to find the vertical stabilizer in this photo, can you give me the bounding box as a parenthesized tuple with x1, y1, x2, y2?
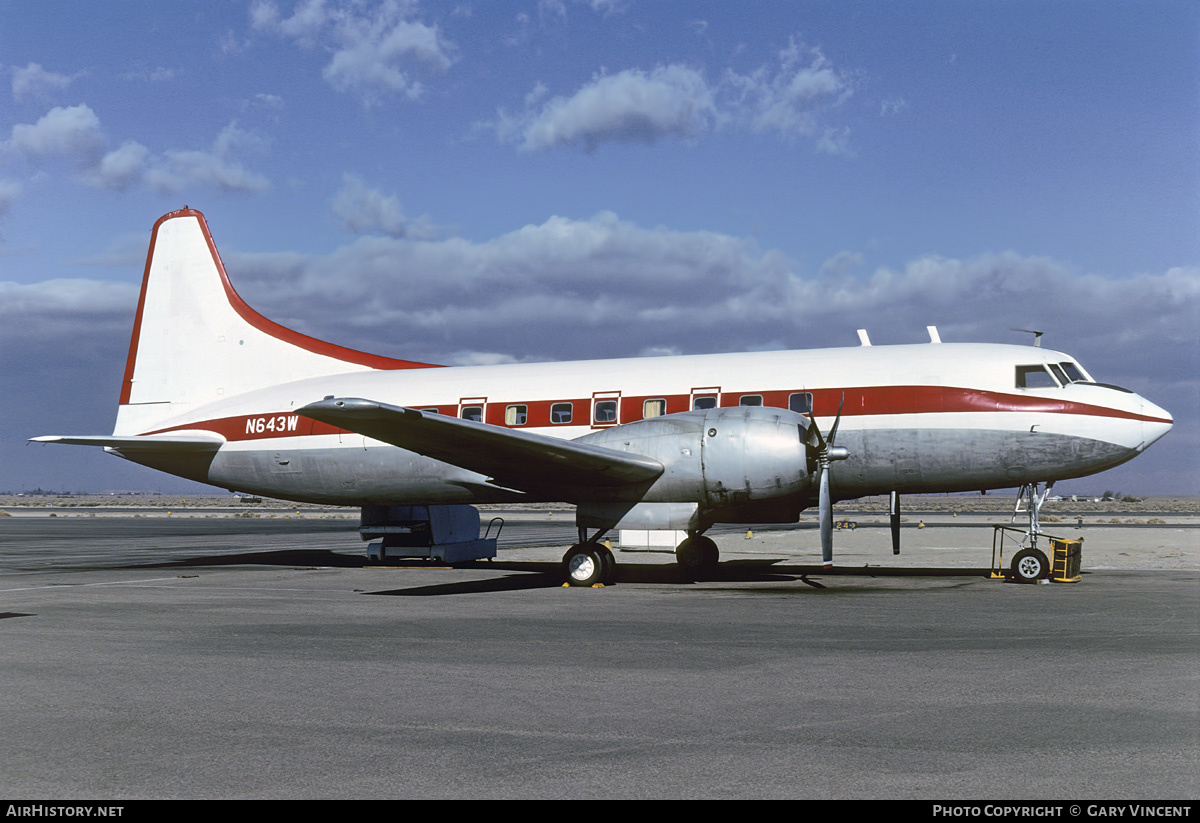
(114, 208, 437, 435)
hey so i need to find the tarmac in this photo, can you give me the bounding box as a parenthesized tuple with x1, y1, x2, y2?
(0, 506, 1196, 799)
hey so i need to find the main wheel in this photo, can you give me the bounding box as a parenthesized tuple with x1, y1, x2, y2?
(676, 535, 719, 577)
(563, 544, 604, 587)
(1011, 548, 1050, 582)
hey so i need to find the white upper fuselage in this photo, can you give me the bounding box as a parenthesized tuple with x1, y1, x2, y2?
(137, 340, 1172, 504)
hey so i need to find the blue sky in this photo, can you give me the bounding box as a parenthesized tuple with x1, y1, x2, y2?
(1, 0, 1197, 495)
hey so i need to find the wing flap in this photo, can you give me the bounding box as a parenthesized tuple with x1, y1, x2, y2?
(298, 397, 663, 493)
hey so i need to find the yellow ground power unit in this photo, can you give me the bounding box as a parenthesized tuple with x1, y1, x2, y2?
(1049, 536, 1083, 583)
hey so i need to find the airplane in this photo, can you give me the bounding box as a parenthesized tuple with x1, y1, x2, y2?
(33, 208, 1173, 585)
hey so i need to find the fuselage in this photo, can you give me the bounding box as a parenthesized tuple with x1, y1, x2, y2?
(127, 341, 1172, 508)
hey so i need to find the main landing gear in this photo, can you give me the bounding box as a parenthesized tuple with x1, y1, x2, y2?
(674, 533, 719, 577)
(561, 528, 722, 585)
(562, 527, 616, 587)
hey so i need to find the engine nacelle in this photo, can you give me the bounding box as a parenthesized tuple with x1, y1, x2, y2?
(576, 406, 811, 517)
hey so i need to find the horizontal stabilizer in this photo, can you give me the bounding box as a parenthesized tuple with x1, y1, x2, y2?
(31, 431, 226, 451)
(299, 397, 664, 494)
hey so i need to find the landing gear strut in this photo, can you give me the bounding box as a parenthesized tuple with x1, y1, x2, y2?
(1008, 481, 1054, 582)
(562, 527, 616, 587)
(1011, 480, 1054, 548)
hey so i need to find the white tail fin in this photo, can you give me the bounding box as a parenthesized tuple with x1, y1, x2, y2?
(114, 208, 438, 435)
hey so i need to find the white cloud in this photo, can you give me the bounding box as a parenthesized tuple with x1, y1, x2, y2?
(9, 104, 105, 160)
(332, 173, 437, 238)
(8, 106, 270, 194)
(0, 279, 138, 333)
(493, 36, 859, 153)
(10, 63, 75, 101)
(82, 140, 150, 190)
(498, 65, 717, 151)
(254, 0, 454, 102)
(141, 123, 270, 195)
(251, 0, 328, 39)
(819, 251, 863, 280)
(725, 38, 853, 141)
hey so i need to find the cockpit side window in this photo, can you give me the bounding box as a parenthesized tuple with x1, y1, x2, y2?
(1048, 364, 1070, 386)
(1016, 365, 1059, 389)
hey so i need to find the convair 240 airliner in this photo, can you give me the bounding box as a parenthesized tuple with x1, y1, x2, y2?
(35, 208, 1172, 585)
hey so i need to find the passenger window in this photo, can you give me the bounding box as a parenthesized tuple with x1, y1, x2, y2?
(643, 399, 666, 419)
(1015, 366, 1058, 389)
(594, 400, 617, 423)
(551, 403, 573, 424)
(460, 406, 483, 422)
(693, 396, 717, 410)
(739, 395, 763, 406)
(505, 404, 527, 426)
(789, 392, 813, 414)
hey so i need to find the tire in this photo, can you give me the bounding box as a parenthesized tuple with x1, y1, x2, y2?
(594, 543, 616, 584)
(1011, 548, 1049, 582)
(676, 535, 719, 577)
(563, 544, 603, 587)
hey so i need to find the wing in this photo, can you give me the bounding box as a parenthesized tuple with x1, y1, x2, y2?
(299, 397, 664, 496)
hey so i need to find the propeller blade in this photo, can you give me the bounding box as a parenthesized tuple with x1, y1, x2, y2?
(808, 394, 848, 570)
(819, 465, 833, 567)
(827, 394, 845, 446)
(805, 412, 825, 452)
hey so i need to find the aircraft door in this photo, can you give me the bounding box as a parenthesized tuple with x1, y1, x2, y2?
(691, 386, 720, 411)
(592, 391, 621, 428)
(458, 397, 486, 423)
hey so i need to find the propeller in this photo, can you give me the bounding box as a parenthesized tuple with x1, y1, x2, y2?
(806, 395, 850, 568)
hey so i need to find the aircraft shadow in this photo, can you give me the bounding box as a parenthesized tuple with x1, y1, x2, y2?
(367, 558, 995, 596)
(92, 550, 997, 595)
(113, 549, 368, 570)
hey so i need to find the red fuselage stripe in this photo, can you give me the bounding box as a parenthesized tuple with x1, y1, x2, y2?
(140, 384, 1169, 441)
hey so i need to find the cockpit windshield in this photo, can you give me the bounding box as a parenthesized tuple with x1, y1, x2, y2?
(1059, 362, 1089, 383)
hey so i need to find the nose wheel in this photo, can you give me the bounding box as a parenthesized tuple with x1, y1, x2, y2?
(1011, 548, 1050, 582)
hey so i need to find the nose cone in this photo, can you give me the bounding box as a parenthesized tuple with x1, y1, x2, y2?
(1138, 396, 1173, 451)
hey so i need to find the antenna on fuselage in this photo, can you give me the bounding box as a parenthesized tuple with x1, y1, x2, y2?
(856, 329, 872, 346)
(1011, 328, 1044, 348)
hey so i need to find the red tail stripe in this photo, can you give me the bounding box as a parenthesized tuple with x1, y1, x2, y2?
(118, 208, 441, 405)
